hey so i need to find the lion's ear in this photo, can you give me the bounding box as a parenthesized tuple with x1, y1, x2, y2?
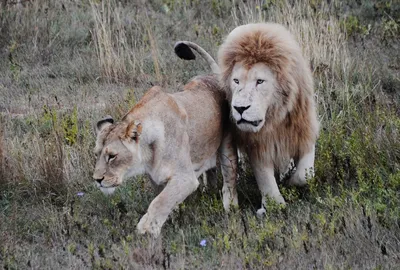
(96, 115, 114, 135)
(126, 120, 142, 142)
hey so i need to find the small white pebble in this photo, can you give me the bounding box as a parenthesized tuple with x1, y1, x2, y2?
(256, 208, 266, 218)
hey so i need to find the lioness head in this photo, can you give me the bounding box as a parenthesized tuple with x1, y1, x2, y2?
(219, 23, 306, 133)
(93, 116, 143, 195)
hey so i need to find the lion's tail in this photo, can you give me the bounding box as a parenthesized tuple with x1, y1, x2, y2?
(174, 41, 220, 74)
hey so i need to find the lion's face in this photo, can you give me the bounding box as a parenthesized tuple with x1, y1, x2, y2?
(230, 62, 277, 133)
(93, 117, 144, 195)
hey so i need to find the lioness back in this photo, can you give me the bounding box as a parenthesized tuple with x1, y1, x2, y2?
(172, 75, 229, 165)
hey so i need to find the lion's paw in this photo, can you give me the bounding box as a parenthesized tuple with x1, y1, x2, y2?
(137, 213, 161, 237)
(222, 187, 238, 212)
(286, 172, 307, 187)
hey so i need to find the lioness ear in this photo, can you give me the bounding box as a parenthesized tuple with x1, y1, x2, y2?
(126, 120, 142, 142)
(174, 41, 196, 60)
(96, 115, 114, 135)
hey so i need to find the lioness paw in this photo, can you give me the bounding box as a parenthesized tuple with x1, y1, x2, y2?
(137, 214, 162, 237)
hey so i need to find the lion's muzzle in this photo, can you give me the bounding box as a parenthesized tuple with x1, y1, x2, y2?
(237, 119, 262, 127)
(233, 105, 250, 115)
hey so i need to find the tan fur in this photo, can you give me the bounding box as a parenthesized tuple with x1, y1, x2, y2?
(93, 75, 238, 236)
(217, 23, 319, 208)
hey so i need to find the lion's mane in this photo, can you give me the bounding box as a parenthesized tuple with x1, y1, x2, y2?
(218, 23, 319, 169)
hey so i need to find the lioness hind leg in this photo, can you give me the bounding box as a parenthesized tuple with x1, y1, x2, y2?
(197, 155, 218, 188)
(219, 133, 238, 211)
(202, 168, 218, 189)
(137, 171, 199, 237)
(250, 156, 286, 216)
(288, 145, 315, 186)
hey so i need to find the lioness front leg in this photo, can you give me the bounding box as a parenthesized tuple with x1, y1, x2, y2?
(219, 133, 238, 211)
(137, 172, 199, 237)
(250, 156, 285, 216)
(288, 145, 315, 186)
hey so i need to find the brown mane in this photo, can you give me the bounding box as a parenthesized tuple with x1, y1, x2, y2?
(218, 23, 319, 170)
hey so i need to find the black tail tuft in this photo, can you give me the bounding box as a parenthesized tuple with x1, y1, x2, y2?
(174, 42, 196, 60)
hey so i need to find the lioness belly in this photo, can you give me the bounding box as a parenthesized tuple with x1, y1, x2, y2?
(193, 154, 217, 178)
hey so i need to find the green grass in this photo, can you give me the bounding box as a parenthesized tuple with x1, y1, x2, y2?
(0, 0, 399, 269)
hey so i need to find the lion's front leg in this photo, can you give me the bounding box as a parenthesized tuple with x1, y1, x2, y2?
(250, 155, 285, 216)
(288, 145, 315, 186)
(219, 132, 238, 211)
(137, 172, 199, 237)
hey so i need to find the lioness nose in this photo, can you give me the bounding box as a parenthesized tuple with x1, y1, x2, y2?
(94, 177, 104, 184)
(234, 105, 250, 115)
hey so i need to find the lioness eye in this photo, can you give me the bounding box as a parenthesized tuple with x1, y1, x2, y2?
(256, 79, 265, 85)
(108, 154, 117, 162)
(233, 79, 239, 84)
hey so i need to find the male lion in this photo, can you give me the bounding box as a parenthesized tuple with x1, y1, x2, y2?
(175, 23, 319, 214)
(92, 56, 238, 237)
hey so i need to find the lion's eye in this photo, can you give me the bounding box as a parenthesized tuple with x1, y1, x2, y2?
(233, 78, 239, 84)
(108, 154, 117, 162)
(256, 79, 265, 85)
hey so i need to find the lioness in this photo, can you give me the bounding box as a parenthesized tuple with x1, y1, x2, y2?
(93, 57, 238, 236)
(175, 23, 319, 215)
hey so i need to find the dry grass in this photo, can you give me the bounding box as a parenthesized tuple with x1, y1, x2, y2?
(91, 0, 142, 83)
(0, 0, 399, 269)
(0, 119, 7, 187)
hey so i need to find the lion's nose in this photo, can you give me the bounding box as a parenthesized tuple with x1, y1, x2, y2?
(234, 105, 250, 115)
(94, 177, 104, 185)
